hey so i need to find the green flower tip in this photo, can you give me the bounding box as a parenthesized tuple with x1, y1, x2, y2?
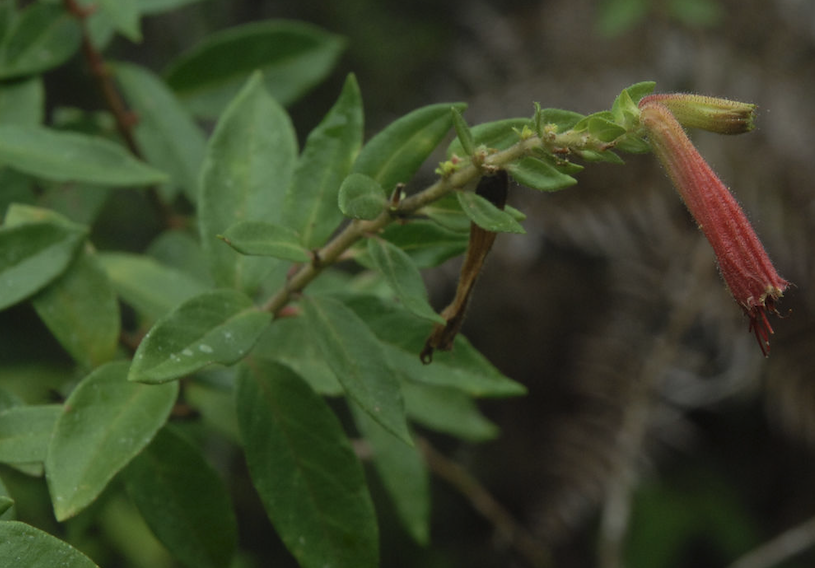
(639, 93, 757, 134)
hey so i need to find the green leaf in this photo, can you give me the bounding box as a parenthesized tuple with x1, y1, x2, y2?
(403, 382, 499, 442)
(538, 108, 585, 133)
(623, 81, 657, 105)
(456, 190, 525, 234)
(588, 116, 628, 142)
(123, 427, 237, 568)
(366, 238, 444, 324)
(96, 0, 141, 42)
(146, 230, 213, 285)
(338, 172, 387, 220)
(0, 125, 168, 186)
(353, 102, 466, 191)
(0, 220, 86, 311)
(31, 248, 120, 369)
(507, 156, 578, 192)
(282, 74, 364, 249)
(236, 360, 378, 568)
(98, 252, 209, 323)
(129, 290, 271, 384)
(0, 475, 15, 519)
(447, 117, 529, 157)
(116, 62, 206, 203)
(252, 317, 343, 396)
(5, 204, 120, 367)
(218, 220, 310, 262)
(0, 76, 43, 125)
(46, 361, 178, 521)
(0, 4, 82, 79)
(0, 404, 61, 465)
(451, 106, 475, 156)
(351, 404, 429, 545)
(165, 20, 346, 118)
(199, 72, 297, 292)
(419, 193, 471, 233)
(301, 294, 411, 444)
(343, 295, 526, 397)
(0, 496, 12, 517)
(376, 220, 468, 268)
(0, 521, 100, 567)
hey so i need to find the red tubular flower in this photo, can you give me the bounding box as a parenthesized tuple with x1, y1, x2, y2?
(639, 100, 788, 355)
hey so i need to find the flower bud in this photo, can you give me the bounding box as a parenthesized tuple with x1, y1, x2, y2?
(639, 93, 757, 134)
(640, 100, 788, 355)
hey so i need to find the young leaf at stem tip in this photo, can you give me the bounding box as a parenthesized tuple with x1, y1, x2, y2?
(451, 106, 475, 156)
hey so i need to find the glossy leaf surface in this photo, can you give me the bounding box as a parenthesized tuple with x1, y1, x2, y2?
(129, 290, 270, 384)
(165, 20, 345, 118)
(46, 361, 178, 521)
(199, 72, 297, 291)
(123, 427, 237, 568)
(301, 294, 411, 443)
(0, 76, 43, 125)
(236, 360, 378, 568)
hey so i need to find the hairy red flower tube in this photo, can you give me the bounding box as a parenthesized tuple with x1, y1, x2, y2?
(639, 99, 788, 355)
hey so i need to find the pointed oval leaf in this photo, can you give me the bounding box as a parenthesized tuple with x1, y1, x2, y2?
(98, 252, 209, 323)
(253, 317, 343, 396)
(282, 74, 364, 248)
(199, 72, 297, 291)
(538, 108, 585, 132)
(451, 106, 475, 156)
(446, 117, 528, 157)
(0, 404, 61, 465)
(129, 290, 271, 384)
(236, 360, 378, 568)
(165, 20, 346, 118)
(46, 361, 179, 521)
(116, 62, 206, 203)
(301, 294, 411, 444)
(366, 238, 444, 324)
(0, 521, 100, 567)
(376, 220, 468, 268)
(218, 220, 310, 262)
(32, 248, 120, 368)
(403, 382, 499, 442)
(0, 4, 82, 79)
(338, 173, 386, 220)
(95, 0, 141, 42)
(344, 295, 526, 397)
(507, 156, 578, 192)
(351, 404, 429, 546)
(123, 427, 237, 568)
(0, 76, 44, 125)
(353, 102, 466, 191)
(0, 221, 86, 311)
(456, 190, 525, 234)
(0, 125, 168, 186)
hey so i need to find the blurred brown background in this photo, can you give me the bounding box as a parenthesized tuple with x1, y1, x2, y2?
(135, 1, 815, 566)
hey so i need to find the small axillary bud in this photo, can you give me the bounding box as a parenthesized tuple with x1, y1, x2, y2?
(639, 93, 757, 135)
(639, 99, 788, 356)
